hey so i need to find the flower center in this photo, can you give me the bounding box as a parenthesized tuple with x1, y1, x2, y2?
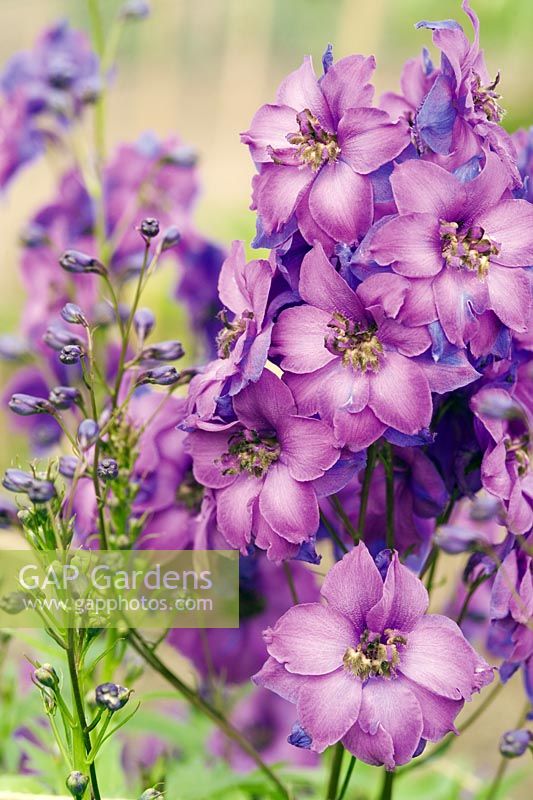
(471, 72, 504, 123)
(343, 629, 407, 680)
(220, 429, 280, 478)
(287, 109, 340, 171)
(325, 312, 383, 371)
(216, 310, 253, 359)
(505, 434, 530, 477)
(440, 220, 499, 277)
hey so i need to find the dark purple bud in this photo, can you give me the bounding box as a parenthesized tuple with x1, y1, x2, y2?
(140, 340, 184, 362)
(139, 790, 164, 800)
(8, 393, 54, 416)
(161, 225, 181, 251)
(59, 456, 80, 479)
(136, 365, 181, 386)
(374, 549, 393, 580)
(139, 217, 160, 239)
(413, 738, 427, 758)
(34, 663, 59, 689)
(0, 591, 28, 615)
(61, 303, 88, 326)
(133, 308, 155, 341)
(0, 498, 19, 528)
(77, 419, 99, 451)
(97, 458, 119, 481)
(2, 469, 34, 493)
(463, 551, 497, 584)
(19, 222, 49, 248)
(28, 480, 56, 503)
(95, 682, 132, 712)
(44, 324, 85, 351)
(287, 723, 312, 749)
(66, 771, 90, 799)
(49, 386, 82, 410)
(120, 0, 151, 19)
(0, 334, 29, 361)
(499, 729, 532, 758)
(60, 345, 84, 365)
(59, 250, 106, 276)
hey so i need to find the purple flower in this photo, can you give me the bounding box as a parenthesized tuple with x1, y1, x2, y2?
(0, 95, 44, 187)
(187, 369, 339, 560)
(1, 21, 99, 117)
(367, 153, 533, 348)
(499, 729, 532, 758)
(489, 540, 533, 703)
(472, 386, 533, 535)
(242, 53, 407, 250)
(413, 2, 520, 182)
(271, 244, 436, 451)
(254, 542, 493, 766)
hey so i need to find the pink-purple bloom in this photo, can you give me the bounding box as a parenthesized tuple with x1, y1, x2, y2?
(242, 52, 407, 250)
(255, 542, 493, 767)
(187, 368, 339, 560)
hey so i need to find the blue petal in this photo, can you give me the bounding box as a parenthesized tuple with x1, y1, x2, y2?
(416, 74, 456, 155)
(415, 18, 463, 31)
(322, 43, 334, 75)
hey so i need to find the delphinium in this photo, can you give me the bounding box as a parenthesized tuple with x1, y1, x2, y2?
(0, 2, 532, 800)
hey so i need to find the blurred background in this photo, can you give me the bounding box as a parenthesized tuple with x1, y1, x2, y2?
(0, 2, 532, 795)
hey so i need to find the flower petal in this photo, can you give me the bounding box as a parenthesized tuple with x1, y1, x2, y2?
(320, 54, 375, 122)
(487, 265, 530, 333)
(369, 352, 432, 434)
(333, 406, 386, 450)
(252, 164, 313, 235)
(215, 474, 261, 551)
(299, 242, 366, 317)
(308, 161, 373, 245)
(272, 305, 336, 373)
(389, 159, 464, 217)
(369, 213, 444, 277)
(259, 462, 319, 540)
(276, 55, 333, 129)
(264, 602, 355, 675)
(252, 656, 306, 702)
(338, 108, 408, 175)
(279, 416, 339, 481)
(241, 103, 299, 163)
(234, 367, 296, 429)
(479, 200, 533, 267)
(342, 720, 395, 769)
(399, 677, 462, 741)
(321, 542, 383, 632)
(366, 553, 429, 633)
(188, 429, 236, 489)
(297, 669, 363, 752)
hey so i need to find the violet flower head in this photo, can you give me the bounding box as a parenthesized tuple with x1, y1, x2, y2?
(272, 244, 445, 451)
(367, 153, 533, 350)
(255, 542, 492, 767)
(187, 368, 339, 560)
(242, 50, 407, 250)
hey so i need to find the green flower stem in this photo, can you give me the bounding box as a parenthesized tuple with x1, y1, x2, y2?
(320, 511, 348, 554)
(379, 770, 395, 800)
(330, 495, 358, 543)
(381, 443, 395, 550)
(337, 755, 356, 800)
(325, 742, 345, 800)
(283, 561, 299, 605)
(357, 443, 377, 541)
(66, 628, 101, 800)
(128, 629, 291, 800)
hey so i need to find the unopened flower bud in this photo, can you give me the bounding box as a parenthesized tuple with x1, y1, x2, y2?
(34, 663, 59, 689)
(77, 419, 99, 451)
(0, 591, 28, 614)
(499, 729, 532, 758)
(0, 334, 29, 361)
(140, 340, 184, 363)
(28, 479, 57, 503)
(20, 222, 49, 248)
(66, 770, 90, 798)
(8, 393, 54, 416)
(49, 386, 82, 410)
(139, 217, 160, 239)
(136, 365, 181, 386)
(2, 469, 34, 493)
(60, 345, 83, 365)
(95, 682, 132, 712)
(44, 324, 85, 351)
(120, 0, 151, 19)
(59, 456, 80, 479)
(161, 225, 181, 251)
(133, 308, 156, 341)
(97, 458, 119, 481)
(59, 250, 105, 275)
(287, 723, 312, 750)
(61, 303, 88, 326)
